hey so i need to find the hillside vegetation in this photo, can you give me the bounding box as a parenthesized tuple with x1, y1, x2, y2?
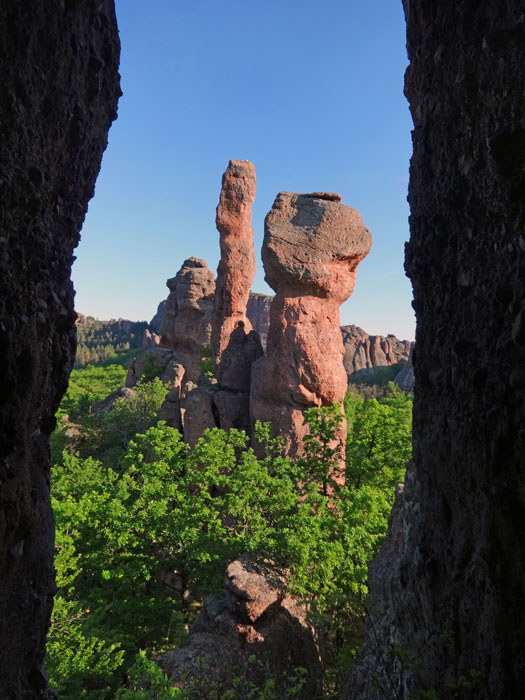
(48, 352, 412, 699)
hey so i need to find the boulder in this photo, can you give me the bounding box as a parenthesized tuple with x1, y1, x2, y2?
(250, 192, 372, 460)
(157, 555, 322, 699)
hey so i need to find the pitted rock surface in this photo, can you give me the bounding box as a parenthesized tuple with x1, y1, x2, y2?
(0, 2, 120, 696)
(251, 192, 371, 458)
(347, 2, 524, 698)
(157, 556, 322, 699)
(212, 160, 257, 357)
(160, 257, 215, 383)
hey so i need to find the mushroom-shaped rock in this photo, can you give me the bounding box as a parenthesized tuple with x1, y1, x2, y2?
(250, 192, 372, 460)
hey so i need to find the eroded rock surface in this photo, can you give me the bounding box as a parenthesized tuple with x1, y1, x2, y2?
(246, 293, 272, 349)
(160, 257, 215, 382)
(347, 2, 524, 698)
(0, 2, 120, 696)
(212, 160, 257, 357)
(157, 555, 322, 699)
(341, 325, 412, 376)
(251, 192, 371, 458)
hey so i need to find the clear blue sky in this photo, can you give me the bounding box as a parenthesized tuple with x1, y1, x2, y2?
(73, 0, 416, 340)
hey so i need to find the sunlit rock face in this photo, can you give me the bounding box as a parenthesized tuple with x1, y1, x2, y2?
(250, 192, 372, 459)
(341, 325, 412, 376)
(212, 159, 257, 357)
(347, 1, 525, 698)
(0, 1, 120, 696)
(160, 257, 215, 383)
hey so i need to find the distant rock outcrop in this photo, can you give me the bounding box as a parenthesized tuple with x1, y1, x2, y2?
(341, 325, 412, 376)
(160, 257, 215, 383)
(250, 192, 372, 459)
(246, 293, 272, 349)
(393, 346, 415, 392)
(212, 160, 257, 357)
(157, 555, 322, 699)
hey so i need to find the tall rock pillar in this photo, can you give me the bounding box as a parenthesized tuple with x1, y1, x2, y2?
(250, 192, 371, 459)
(212, 159, 257, 357)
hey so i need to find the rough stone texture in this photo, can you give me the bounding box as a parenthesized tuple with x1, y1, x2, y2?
(347, 3, 524, 699)
(125, 346, 174, 388)
(141, 328, 160, 349)
(181, 382, 218, 447)
(0, 3, 120, 696)
(246, 293, 273, 349)
(341, 325, 412, 376)
(160, 257, 215, 383)
(394, 345, 415, 392)
(157, 556, 322, 698)
(216, 324, 264, 393)
(212, 160, 257, 357)
(250, 192, 371, 458)
(149, 299, 166, 334)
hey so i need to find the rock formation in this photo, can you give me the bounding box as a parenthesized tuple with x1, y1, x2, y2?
(0, 2, 120, 696)
(149, 300, 166, 334)
(341, 325, 412, 376)
(251, 192, 372, 458)
(394, 345, 415, 392)
(160, 257, 215, 383)
(158, 555, 322, 698)
(347, 2, 524, 698)
(212, 160, 257, 357)
(246, 293, 273, 349)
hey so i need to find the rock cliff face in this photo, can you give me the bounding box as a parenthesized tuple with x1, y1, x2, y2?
(347, 2, 524, 698)
(212, 160, 257, 357)
(341, 325, 412, 375)
(0, 2, 120, 697)
(158, 556, 322, 699)
(251, 192, 371, 458)
(160, 257, 215, 383)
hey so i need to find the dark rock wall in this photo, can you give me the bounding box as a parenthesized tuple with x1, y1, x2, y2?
(348, 2, 524, 698)
(0, 3, 120, 697)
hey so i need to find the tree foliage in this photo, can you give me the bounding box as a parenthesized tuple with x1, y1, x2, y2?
(47, 360, 412, 699)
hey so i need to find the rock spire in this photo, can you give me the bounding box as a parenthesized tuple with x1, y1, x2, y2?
(212, 159, 257, 357)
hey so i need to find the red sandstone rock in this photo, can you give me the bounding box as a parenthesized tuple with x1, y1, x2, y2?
(250, 192, 372, 459)
(160, 257, 215, 383)
(246, 293, 272, 349)
(341, 324, 412, 376)
(212, 160, 257, 356)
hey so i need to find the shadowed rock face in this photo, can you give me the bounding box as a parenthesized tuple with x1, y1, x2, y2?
(212, 160, 257, 356)
(0, 2, 120, 696)
(246, 293, 272, 348)
(157, 555, 322, 699)
(347, 2, 524, 698)
(251, 192, 371, 458)
(160, 257, 215, 382)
